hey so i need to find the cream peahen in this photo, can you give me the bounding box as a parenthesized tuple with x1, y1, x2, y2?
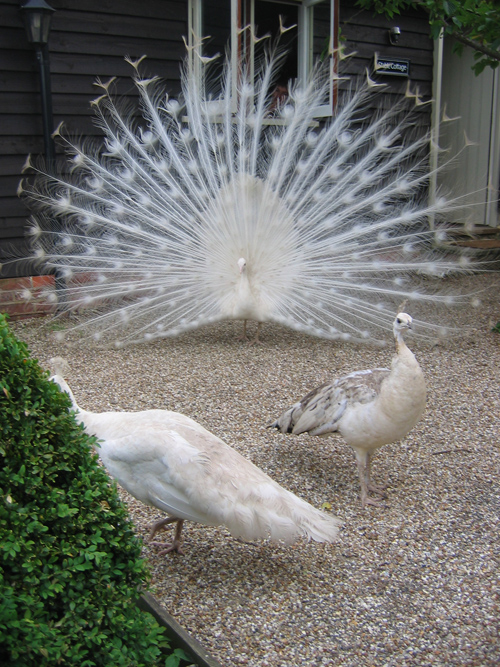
(269, 313, 426, 508)
(49, 361, 342, 554)
(18, 43, 472, 346)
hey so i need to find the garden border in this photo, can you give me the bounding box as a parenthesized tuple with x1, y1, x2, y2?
(138, 592, 223, 667)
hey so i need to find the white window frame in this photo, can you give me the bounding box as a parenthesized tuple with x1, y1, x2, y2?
(188, 0, 336, 117)
(298, 0, 335, 116)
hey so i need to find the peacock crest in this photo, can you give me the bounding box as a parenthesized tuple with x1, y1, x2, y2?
(18, 42, 474, 346)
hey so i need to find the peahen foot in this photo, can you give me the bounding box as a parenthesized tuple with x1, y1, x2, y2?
(367, 482, 388, 498)
(148, 518, 185, 555)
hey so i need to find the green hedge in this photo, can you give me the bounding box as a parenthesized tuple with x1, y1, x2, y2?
(0, 314, 186, 666)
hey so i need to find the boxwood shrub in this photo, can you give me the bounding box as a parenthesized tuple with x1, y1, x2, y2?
(0, 314, 186, 666)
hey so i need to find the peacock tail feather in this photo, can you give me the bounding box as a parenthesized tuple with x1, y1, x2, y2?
(18, 43, 476, 346)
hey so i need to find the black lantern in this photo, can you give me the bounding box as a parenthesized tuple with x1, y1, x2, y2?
(20, 0, 65, 298)
(20, 0, 56, 168)
(20, 0, 55, 46)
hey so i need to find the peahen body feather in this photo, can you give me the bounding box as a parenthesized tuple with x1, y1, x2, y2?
(49, 364, 342, 553)
(19, 45, 472, 346)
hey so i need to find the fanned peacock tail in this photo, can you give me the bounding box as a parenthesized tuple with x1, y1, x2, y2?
(18, 43, 475, 346)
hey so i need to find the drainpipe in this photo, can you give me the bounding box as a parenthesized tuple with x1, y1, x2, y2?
(485, 67, 499, 227)
(429, 29, 444, 235)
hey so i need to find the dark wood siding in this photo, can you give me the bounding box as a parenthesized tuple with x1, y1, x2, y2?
(0, 0, 187, 278)
(339, 1, 434, 100)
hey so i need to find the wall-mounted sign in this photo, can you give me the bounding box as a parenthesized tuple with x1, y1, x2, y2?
(373, 54, 410, 77)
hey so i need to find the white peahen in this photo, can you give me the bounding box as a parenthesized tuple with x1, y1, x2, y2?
(49, 361, 341, 554)
(19, 43, 471, 346)
(269, 313, 426, 508)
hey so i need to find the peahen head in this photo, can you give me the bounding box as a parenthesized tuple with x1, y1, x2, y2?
(393, 313, 413, 344)
(48, 357, 80, 412)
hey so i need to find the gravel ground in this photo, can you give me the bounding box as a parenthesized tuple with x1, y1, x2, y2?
(11, 273, 500, 667)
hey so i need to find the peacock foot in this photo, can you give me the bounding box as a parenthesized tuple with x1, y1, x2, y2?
(247, 336, 263, 346)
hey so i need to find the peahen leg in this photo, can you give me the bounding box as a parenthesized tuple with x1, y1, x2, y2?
(355, 450, 385, 508)
(148, 517, 185, 555)
(365, 452, 388, 498)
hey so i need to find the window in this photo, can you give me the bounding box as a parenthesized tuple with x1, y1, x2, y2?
(188, 0, 337, 116)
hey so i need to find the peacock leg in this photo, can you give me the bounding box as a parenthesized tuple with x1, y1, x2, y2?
(237, 320, 248, 341)
(148, 517, 185, 555)
(248, 322, 263, 345)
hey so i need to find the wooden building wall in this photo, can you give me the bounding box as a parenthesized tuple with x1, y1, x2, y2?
(340, 1, 434, 100)
(0, 0, 187, 278)
(0, 0, 433, 280)
(438, 39, 500, 227)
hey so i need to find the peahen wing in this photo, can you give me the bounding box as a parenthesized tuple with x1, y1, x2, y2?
(97, 418, 341, 544)
(292, 368, 390, 436)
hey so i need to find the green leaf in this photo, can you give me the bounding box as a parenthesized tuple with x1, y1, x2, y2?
(164, 648, 193, 667)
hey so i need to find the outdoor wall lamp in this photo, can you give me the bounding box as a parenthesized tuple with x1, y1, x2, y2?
(20, 0, 56, 168)
(20, 0, 64, 298)
(20, 0, 55, 45)
(388, 27, 401, 45)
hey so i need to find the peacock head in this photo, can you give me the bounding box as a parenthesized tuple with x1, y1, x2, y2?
(237, 258, 247, 274)
(393, 312, 412, 339)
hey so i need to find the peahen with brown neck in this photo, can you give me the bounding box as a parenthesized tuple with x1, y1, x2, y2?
(269, 313, 427, 508)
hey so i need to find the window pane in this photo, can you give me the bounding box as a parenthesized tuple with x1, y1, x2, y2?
(313, 1, 332, 65)
(254, 0, 298, 83)
(203, 0, 232, 83)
